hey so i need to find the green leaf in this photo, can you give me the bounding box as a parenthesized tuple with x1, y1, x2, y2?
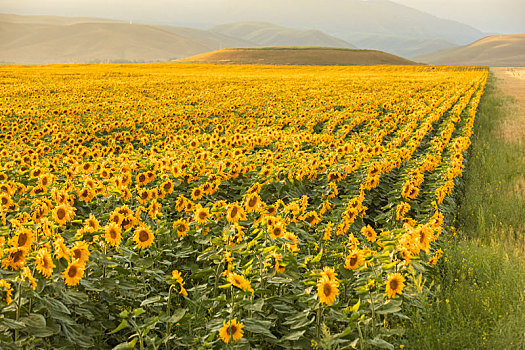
(169, 308, 187, 323)
(376, 299, 402, 315)
(133, 308, 145, 317)
(140, 295, 163, 306)
(20, 313, 46, 329)
(0, 318, 25, 330)
(44, 298, 71, 315)
(310, 249, 323, 264)
(243, 318, 277, 339)
(280, 330, 305, 341)
(367, 337, 395, 350)
(108, 320, 129, 335)
(352, 299, 361, 313)
(30, 324, 60, 338)
(112, 338, 137, 350)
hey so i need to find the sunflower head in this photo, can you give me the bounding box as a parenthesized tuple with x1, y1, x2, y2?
(104, 222, 122, 247)
(385, 273, 406, 299)
(35, 248, 55, 278)
(344, 250, 364, 270)
(219, 319, 244, 343)
(133, 226, 154, 249)
(245, 193, 261, 213)
(63, 260, 85, 286)
(361, 225, 377, 242)
(173, 220, 189, 238)
(194, 205, 210, 224)
(317, 275, 339, 306)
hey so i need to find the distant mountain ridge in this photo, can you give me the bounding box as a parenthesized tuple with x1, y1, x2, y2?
(210, 22, 355, 49)
(416, 34, 525, 66)
(165, 0, 486, 57)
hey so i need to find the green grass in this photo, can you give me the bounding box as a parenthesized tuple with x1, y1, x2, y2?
(401, 73, 525, 349)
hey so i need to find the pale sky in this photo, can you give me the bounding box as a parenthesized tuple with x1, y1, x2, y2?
(393, 0, 524, 34)
(0, 0, 524, 34)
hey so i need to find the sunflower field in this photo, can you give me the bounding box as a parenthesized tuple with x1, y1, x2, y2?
(0, 64, 487, 349)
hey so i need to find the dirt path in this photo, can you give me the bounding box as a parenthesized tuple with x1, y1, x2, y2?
(491, 67, 525, 143)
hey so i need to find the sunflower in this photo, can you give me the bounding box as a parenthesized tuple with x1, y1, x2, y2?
(317, 275, 339, 306)
(120, 188, 133, 201)
(1, 248, 26, 271)
(269, 221, 286, 240)
(194, 205, 210, 224)
(21, 267, 37, 290)
(417, 225, 434, 253)
(227, 272, 254, 295)
(219, 319, 244, 343)
(361, 225, 377, 242)
(137, 188, 151, 204)
(160, 180, 174, 194)
(100, 168, 113, 180)
(70, 241, 90, 264)
(191, 186, 204, 201)
(136, 172, 148, 186)
(62, 260, 85, 286)
(35, 248, 55, 278)
(173, 219, 189, 238)
(39, 174, 52, 187)
(226, 203, 245, 224)
(80, 162, 92, 173)
(9, 228, 34, 251)
(121, 215, 137, 230)
(175, 195, 187, 212)
(78, 187, 94, 202)
(266, 206, 277, 216)
(148, 199, 162, 218)
(133, 226, 154, 249)
(52, 204, 75, 226)
(104, 222, 122, 247)
(245, 192, 261, 213)
(84, 214, 100, 233)
(0, 279, 13, 304)
(344, 250, 365, 270)
(201, 182, 213, 195)
(110, 211, 124, 226)
(0, 193, 12, 208)
(301, 211, 321, 226)
(385, 273, 405, 299)
(321, 266, 338, 283)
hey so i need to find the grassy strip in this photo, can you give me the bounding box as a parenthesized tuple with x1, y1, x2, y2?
(401, 73, 525, 349)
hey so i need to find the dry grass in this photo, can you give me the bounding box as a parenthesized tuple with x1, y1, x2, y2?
(417, 34, 525, 66)
(176, 47, 417, 66)
(492, 67, 525, 144)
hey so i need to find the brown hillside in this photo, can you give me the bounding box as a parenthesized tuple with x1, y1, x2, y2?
(176, 47, 417, 66)
(416, 34, 525, 66)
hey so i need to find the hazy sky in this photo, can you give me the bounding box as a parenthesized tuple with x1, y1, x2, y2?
(393, 0, 524, 34)
(1, 0, 524, 34)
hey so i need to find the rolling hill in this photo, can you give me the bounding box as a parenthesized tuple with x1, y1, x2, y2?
(210, 22, 354, 48)
(416, 34, 525, 66)
(0, 14, 357, 64)
(0, 18, 250, 64)
(176, 47, 417, 66)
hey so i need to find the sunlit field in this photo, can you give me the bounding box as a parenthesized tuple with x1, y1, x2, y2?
(0, 64, 487, 349)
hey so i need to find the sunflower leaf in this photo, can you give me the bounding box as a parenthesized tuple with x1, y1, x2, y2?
(108, 320, 129, 335)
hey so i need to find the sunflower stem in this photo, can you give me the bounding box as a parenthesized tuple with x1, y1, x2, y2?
(14, 279, 22, 341)
(369, 290, 376, 336)
(357, 319, 365, 350)
(166, 284, 175, 350)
